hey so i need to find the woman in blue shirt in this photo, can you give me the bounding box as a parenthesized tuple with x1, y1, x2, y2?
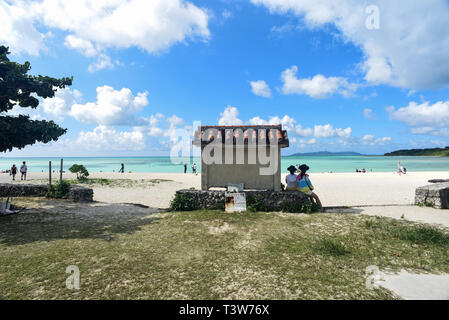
(297, 164, 323, 212)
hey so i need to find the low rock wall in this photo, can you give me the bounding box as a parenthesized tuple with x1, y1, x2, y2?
(0, 183, 94, 202)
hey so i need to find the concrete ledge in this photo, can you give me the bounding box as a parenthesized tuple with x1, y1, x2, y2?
(176, 189, 312, 211)
(0, 183, 94, 203)
(415, 183, 449, 209)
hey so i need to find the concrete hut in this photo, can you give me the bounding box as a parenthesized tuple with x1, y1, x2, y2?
(193, 125, 289, 191)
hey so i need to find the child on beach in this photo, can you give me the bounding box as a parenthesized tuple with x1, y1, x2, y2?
(10, 164, 17, 181)
(297, 164, 323, 212)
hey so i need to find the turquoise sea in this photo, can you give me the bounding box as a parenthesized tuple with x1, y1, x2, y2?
(0, 156, 448, 174)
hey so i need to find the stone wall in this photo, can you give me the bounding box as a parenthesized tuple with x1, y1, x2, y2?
(175, 189, 312, 212)
(415, 183, 449, 209)
(0, 183, 94, 203)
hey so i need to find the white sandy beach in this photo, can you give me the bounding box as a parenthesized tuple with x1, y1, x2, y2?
(2, 170, 449, 209)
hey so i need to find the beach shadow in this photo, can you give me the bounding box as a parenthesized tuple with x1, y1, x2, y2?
(324, 206, 363, 214)
(0, 200, 162, 246)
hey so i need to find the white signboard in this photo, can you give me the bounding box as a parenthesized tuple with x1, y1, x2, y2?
(225, 193, 247, 212)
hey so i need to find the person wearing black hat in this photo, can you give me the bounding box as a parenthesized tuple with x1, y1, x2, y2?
(285, 165, 299, 191)
(297, 164, 323, 212)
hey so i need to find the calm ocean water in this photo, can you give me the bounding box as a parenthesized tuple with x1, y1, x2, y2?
(0, 156, 448, 173)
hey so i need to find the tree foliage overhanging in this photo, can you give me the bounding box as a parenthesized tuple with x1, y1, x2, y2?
(0, 45, 72, 152)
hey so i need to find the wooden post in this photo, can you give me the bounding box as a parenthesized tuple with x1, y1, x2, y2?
(49, 161, 52, 186)
(60, 159, 63, 183)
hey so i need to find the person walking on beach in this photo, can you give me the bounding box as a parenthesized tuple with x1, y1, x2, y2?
(119, 163, 125, 173)
(184, 163, 187, 174)
(398, 161, 404, 175)
(10, 164, 17, 181)
(297, 164, 323, 212)
(192, 163, 197, 175)
(20, 161, 27, 180)
(285, 165, 299, 191)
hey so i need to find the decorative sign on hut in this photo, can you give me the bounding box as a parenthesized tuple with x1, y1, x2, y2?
(193, 125, 289, 191)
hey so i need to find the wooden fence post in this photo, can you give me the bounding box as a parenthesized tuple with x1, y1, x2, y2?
(60, 159, 63, 184)
(49, 161, 52, 186)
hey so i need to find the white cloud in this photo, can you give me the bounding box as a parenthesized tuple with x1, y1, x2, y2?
(295, 125, 313, 137)
(87, 54, 116, 73)
(362, 134, 391, 145)
(387, 101, 449, 135)
(42, 88, 82, 120)
(251, 0, 449, 89)
(299, 138, 317, 145)
(222, 9, 233, 20)
(362, 134, 375, 141)
(314, 124, 352, 139)
(76, 125, 146, 151)
(70, 86, 149, 126)
(0, 1, 45, 56)
(218, 106, 243, 125)
(363, 108, 375, 120)
(1, 0, 210, 58)
(281, 65, 357, 98)
(64, 35, 99, 57)
(250, 80, 272, 98)
(248, 115, 296, 131)
(167, 115, 185, 127)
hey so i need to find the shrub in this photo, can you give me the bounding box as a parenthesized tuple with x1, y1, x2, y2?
(69, 164, 89, 182)
(170, 193, 197, 211)
(47, 180, 71, 199)
(246, 196, 269, 212)
(282, 201, 319, 214)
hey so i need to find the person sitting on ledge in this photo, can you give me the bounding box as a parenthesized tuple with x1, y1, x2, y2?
(297, 164, 323, 212)
(285, 165, 299, 191)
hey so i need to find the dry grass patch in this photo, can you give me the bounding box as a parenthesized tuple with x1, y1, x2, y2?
(1, 201, 449, 299)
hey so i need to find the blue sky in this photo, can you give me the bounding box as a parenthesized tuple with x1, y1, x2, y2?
(1, 0, 449, 156)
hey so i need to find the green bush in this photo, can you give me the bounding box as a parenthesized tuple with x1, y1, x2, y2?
(282, 201, 319, 214)
(69, 164, 89, 182)
(47, 180, 71, 199)
(170, 193, 197, 211)
(246, 196, 269, 212)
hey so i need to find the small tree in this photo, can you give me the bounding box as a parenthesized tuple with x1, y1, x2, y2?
(69, 164, 89, 182)
(0, 46, 72, 152)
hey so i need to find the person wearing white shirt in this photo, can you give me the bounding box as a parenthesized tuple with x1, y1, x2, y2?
(20, 161, 27, 180)
(285, 165, 299, 191)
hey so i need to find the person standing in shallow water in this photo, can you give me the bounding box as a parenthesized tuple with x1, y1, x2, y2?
(119, 163, 125, 173)
(184, 163, 187, 174)
(297, 164, 323, 212)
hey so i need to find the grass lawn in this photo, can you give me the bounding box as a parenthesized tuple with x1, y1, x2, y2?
(1, 198, 449, 299)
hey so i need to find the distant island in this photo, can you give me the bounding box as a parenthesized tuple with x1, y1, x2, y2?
(384, 147, 449, 157)
(288, 151, 364, 157)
